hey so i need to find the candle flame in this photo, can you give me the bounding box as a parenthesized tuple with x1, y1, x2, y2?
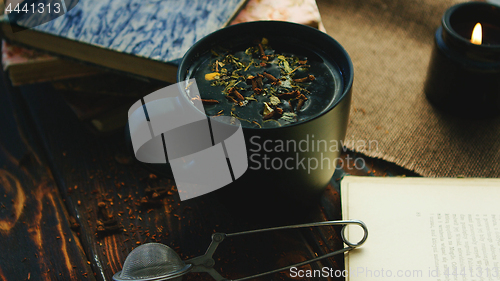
(471, 23, 482, 45)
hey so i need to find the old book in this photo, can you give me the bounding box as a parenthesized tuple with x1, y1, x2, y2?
(1, 0, 248, 84)
(1, 0, 325, 86)
(341, 176, 500, 281)
(1, 40, 104, 85)
(56, 73, 166, 133)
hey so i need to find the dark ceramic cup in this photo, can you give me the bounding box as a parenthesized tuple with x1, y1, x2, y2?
(176, 21, 353, 217)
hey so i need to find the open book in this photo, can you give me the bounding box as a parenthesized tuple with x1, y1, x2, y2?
(342, 176, 500, 281)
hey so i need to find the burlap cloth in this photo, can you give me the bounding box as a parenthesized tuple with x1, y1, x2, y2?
(316, 0, 500, 177)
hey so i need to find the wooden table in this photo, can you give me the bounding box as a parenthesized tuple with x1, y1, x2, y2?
(0, 72, 417, 281)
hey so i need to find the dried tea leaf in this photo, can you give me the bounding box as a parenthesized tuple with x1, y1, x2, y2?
(230, 111, 252, 124)
(265, 87, 277, 95)
(269, 95, 281, 106)
(290, 65, 310, 74)
(205, 72, 220, 81)
(224, 79, 240, 93)
(245, 46, 258, 56)
(262, 119, 281, 127)
(281, 112, 297, 122)
(225, 55, 245, 69)
(280, 78, 293, 89)
(278, 55, 292, 73)
(211, 80, 226, 87)
(244, 60, 253, 71)
(204, 40, 316, 127)
(263, 102, 274, 116)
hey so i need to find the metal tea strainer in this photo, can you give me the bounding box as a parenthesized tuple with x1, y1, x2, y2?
(113, 220, 368, 281)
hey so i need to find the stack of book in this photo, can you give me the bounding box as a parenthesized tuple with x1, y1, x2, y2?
(1, 0, 325, 132)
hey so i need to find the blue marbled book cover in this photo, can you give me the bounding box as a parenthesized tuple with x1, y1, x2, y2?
(10, 0, 247, 64)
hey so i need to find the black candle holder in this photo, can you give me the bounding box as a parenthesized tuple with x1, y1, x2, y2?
(425, 2, 500, 118)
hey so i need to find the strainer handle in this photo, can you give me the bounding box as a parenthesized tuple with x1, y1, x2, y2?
(187, 220, 367, 281)
(226, 220, 368, 281)
(233, 246, 354, 281)
(226, 220, 367, 247)
(185, 232, 228, 281)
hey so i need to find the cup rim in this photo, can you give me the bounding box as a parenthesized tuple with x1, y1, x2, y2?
(177, 21, 353, 131)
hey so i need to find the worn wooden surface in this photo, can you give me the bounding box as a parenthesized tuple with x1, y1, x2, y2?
(1, 72, 417, 280)
(15, 81, 334, 281)
(0, 75, 95, 280)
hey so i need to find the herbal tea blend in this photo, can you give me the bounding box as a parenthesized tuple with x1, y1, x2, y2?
(191, 38, 341, 128)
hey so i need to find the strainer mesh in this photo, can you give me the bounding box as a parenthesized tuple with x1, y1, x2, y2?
(118, 243, 186, 280)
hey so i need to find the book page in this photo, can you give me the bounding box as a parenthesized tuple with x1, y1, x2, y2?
(342, 176, 500, 281)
